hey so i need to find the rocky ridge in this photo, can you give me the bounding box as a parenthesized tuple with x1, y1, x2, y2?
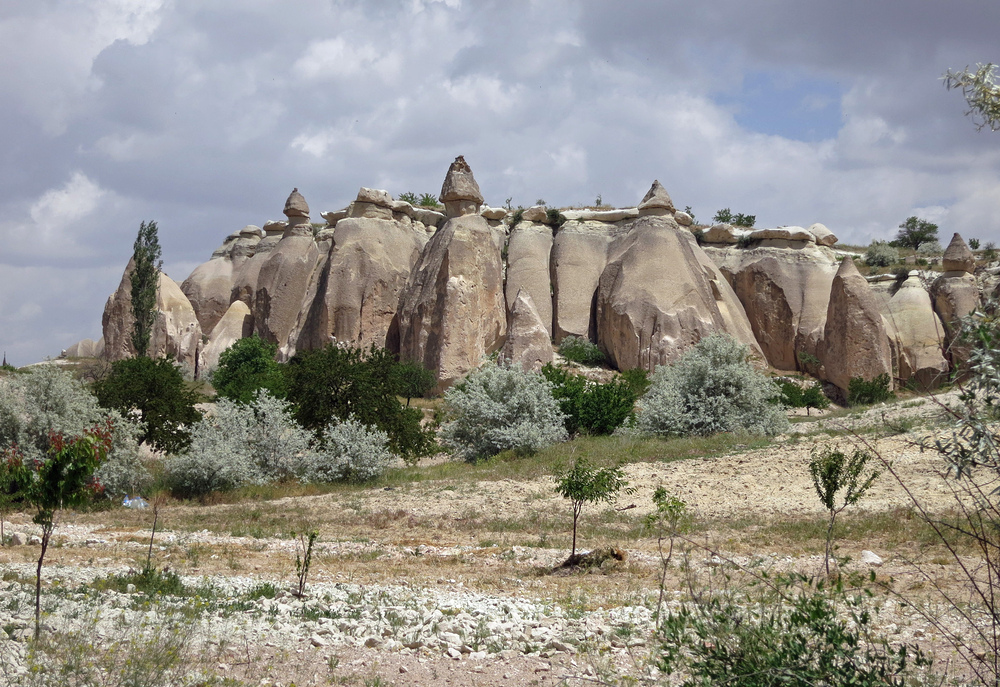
(89, 157, 983, 395)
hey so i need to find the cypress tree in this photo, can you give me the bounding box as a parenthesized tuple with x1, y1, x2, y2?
(130, 220, 162, 357)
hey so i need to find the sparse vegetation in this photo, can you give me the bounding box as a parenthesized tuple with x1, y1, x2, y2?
(555, 457, 632, 562)
(846, 373, 894, 406)
(557, 335, 605, 366)
(864, 240, 899, 267)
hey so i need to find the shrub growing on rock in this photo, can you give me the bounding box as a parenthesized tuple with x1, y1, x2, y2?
(557, 336, 605, 366)
(440, 363, 567, 462)
(636, 335, 788, 437)
(297, 417, 394, 483)
(864, 240, 898, 267)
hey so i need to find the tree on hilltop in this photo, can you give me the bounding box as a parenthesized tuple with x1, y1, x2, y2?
(892, 216, 939, 250)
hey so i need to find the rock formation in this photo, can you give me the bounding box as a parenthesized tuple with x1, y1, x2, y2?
(396, 160, 506, 391)
(930, 233, 980, 365)
(199, 300, 253, 376)
(872, 273, 949, 388)
(500, 289, 553, 372)
(595, 183, 761, 371)
(550, 222, 618, 342)
(821, 257, 893, 393)
(505, 221, 554, 337)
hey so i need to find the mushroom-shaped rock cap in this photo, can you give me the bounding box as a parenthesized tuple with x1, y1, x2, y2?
(638, 180, 676, 213)
(439, 155, 484, 204)
(943, 232, 975, 273)
(283, 188, 310, 219)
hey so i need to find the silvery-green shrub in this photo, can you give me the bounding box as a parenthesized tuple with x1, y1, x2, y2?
(94, 409, 151, 498)
(440, 363, 568, 462)
(0, 365, 102, 461)
(166, 390, 311, 497)
(864, 240, 898, 267)
(917, 240, 944, 255)
(636, 335, 788, 437)
(297, 417, 393, 483)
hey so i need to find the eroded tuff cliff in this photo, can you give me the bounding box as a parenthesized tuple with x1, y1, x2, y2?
(93, 157, 978, 393)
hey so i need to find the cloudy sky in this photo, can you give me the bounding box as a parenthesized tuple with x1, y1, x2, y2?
(1, 0, 998, 366)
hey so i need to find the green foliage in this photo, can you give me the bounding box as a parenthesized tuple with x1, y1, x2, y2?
(647, 487, 691, 618)
(984, 241, 998, 262)
(917, 239, 943, 255)
(683, 205, 696, 223)
(969, 238, 981, 250)
(210, 334, 285, 403)
(541, 364, 637, 435)
(509, 207, 525, 228)
(283, 343, 434, 461)
(389, 359, 436, 405)
(298, 417, 394, 483)
(802, 382, 831, 414)
(546, 207, 566, 229)
(944, 62, 1000, 131)
(620, 368, 651, 396)
(0, 447, 31, 545)
(713, 208, 733, 223)
(777, 380, 831, 416)
(864, 240, 899, 267)
(555, 457, 633, 559)
(440, 363, 567, 463)
(94, 356, 202, 454)
(397, 191, 419, 204)
(129, 220, 162, 357)
(657, 576, 931, 687)
(809, 447, 880, 576)
(418, 192, 441, 208)
(637, 335, 789, 437)
(25, 423, 112, 637)
(95, 566, 188, 596)
(712, 208, 754, 227)
(166, 390, 312, 497)
(557, 335, 605, 366)
(736, 233, 754, 249)
(846, 373, 894, 406)
(892, 216, 939, 250)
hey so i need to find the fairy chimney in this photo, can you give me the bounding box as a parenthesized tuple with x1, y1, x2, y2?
(439, 155, 484, 218)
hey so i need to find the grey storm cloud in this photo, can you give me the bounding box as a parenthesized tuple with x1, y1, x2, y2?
(0, 0, 998, 365)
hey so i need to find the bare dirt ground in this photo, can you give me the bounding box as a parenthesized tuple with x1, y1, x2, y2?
(0, 391, 994, 686)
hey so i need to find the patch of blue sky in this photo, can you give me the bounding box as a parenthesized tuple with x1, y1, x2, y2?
(718, 70, 844, 142)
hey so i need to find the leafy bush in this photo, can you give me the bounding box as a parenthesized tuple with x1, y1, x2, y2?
(418, 192, 441, 208)
(93, 409, 150, 498)
(636, 335, 788, 437)
(397, 192, 418, 204)
(712, 208, 755, 227)
(969, 238, 981, 250)
(94, 356, 202, 454)
(555, 457, 632, 560)
(658, 576, 931, 687)
(864, 240, 899, 267)
(284, 343, 434, 461)
(777, 380, 831, 416)
(917, 240, 943, 255)
(802, 382, 831, 414)
(546, 207, 566, 229)
(732, 212, 756, 227)
(557, 336, 606, 366)
(893, 216, 938, 250)
(713, 208, 733, 224)
(846, 373, 894, 406)
(297, 417, 393, 483)
(0, 365, 103, 462)
(440, 363, 567, 462)
(166, 391, 311, 497)
(542, 364, 637, 435)
(211, 334, 285, 404)
(620, 368, 651, 396)
(389, 360, 436, 405)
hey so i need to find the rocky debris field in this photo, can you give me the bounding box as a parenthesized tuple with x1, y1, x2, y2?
(0, 394, 991, 685)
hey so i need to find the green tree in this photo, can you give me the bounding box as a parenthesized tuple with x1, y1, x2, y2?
(555, 457, 633, 562)
(130, 220, 162, 357)
(284, 344, 434, 461)
(945, 63, 1000, 132)
(94, 356, 202, 454)
(389, 359, 436, 406)
(892, 216, 939, 250)
(809, 447, 880, 577)
(22, 422, 112, 637)
(210, 335, 285, 404)
(0, 447, 31, 546)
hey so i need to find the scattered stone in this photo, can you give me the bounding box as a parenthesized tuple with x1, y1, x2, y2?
(10, 532, 25, 546)
(28, 535, 41, 545)
(860, 550, 883, 567)
(674, 210, 693, 226)
(808, 222, 838, 246)
(522, 205, 547, 222)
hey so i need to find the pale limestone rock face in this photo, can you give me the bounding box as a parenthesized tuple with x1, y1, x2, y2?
(750, 227, 815, 243)
(522, 206, 547, 222)
(298, 216, 425, 351)
(560, 208, 638, 222)
(199, 300, 253, 376)
(551, 221, 618, 342)
(820, 257, 893, 393)
(181, 257, 236, 334)
(674, 211, 693, 226)
(252, 225, 321, 357)
(501, 289, 554, 372)
(439, 155, 484, 218)
(808, 223, 838, 247)
(942, 233, 975, 273)
(357, 187, 393, 207)
(230, 226, 261, 260)
(595, 216, 762, 372)
(481, 206, 508, 221)
(703, 223, 742, 244)
(505, 221, 554, 338)
(321, 209, 349, 226)
(713, 243, 839, 372)
(872, 276, 949, 388)
(396, 213, 506, 392)
(637, 180, 675, 216)
(64, 339, 99, 358)
(930, 271, 980, 364)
